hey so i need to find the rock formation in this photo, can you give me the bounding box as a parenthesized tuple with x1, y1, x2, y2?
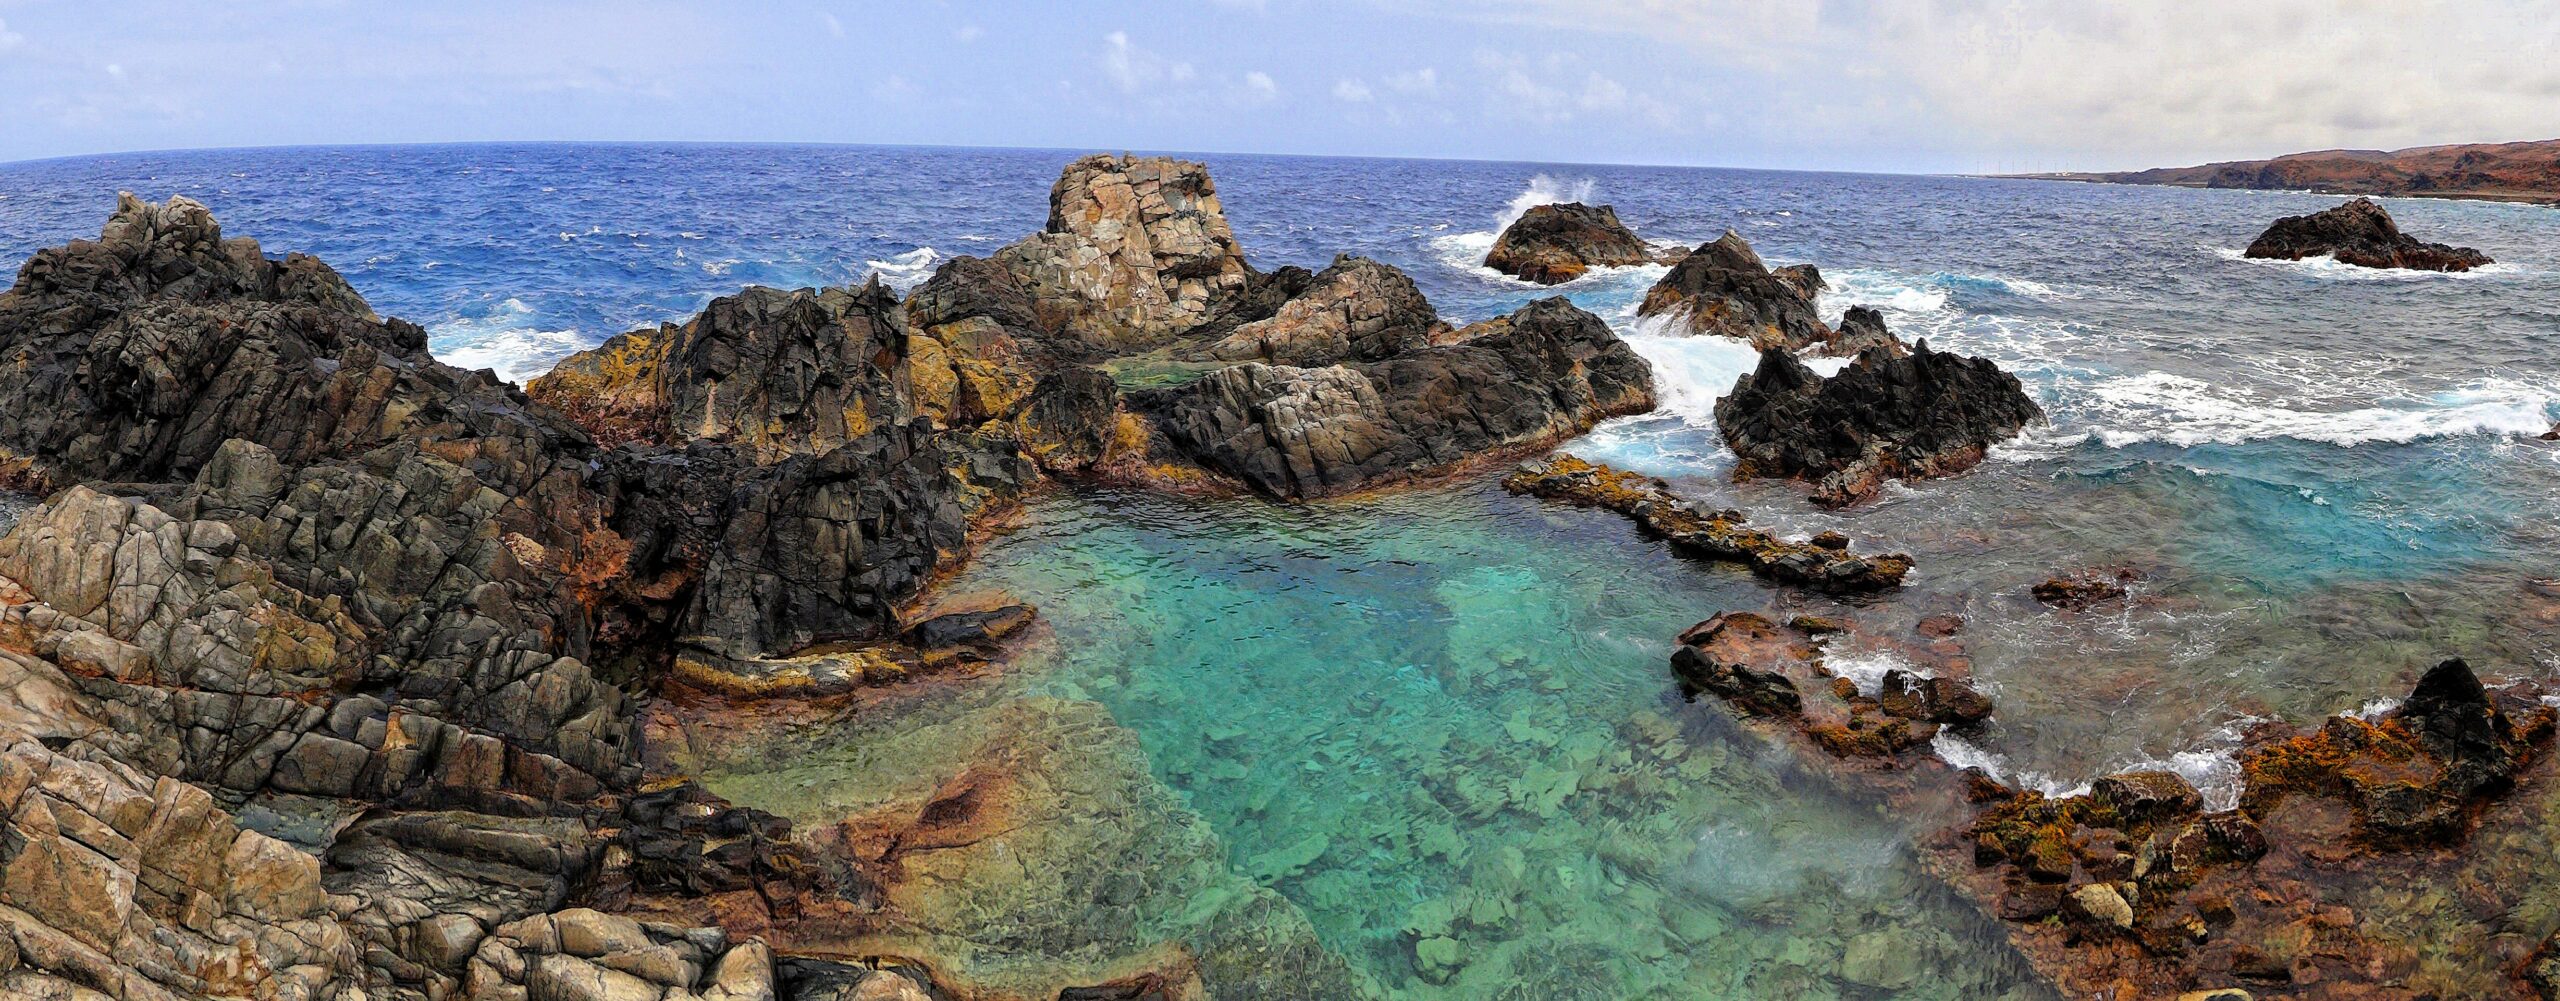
(2243, 197, 2492, 271)
(1187, 254, 1449, 365)
(1502, 454, 1911, 593)
(1716, 340, 2043, 506)
(1669, 599, 2560, 999)
(1139, 296, 1655, 498)
(1482, 202, 1677, 284)
(2030, 138, 2560, 204)
(0, 156, 1669, 999)
(1635, 231, 1838, 352)
(991, 153, 1253, 354)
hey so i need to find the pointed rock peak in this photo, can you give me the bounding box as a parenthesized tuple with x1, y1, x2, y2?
(1700, 230, 1768, 273)
(99, 191, 224, 256)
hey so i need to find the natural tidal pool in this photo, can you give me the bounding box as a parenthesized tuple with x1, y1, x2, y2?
(706, 480, 2055, 1000)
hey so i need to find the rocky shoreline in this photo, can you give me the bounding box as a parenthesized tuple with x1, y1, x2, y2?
(0, 155, 1660, 1001)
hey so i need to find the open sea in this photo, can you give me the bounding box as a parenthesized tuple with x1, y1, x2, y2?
(6, 142, 2558, 998)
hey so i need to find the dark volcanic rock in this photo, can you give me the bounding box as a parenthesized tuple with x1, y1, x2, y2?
(1829, 305, 1907, 358)
(1483, 202, 1665, 284)
(529, 280, 914, 461)
(1138, 296, 1654, 498)
(1636, 231, 1835, 351)
(1715, 340, 2043, 506)
(2243, 197, 2492, 271)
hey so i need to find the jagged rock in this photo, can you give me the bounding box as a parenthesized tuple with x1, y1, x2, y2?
(2240, 657, 2548, 848)
(1179, 264, 1316, 347)
(1502, 455, 1910, 592)
(1138, 297, 1654, 498)
(1716, 340, 2044, 506)
(903, 255, 1052, 429)
(1635, 231, 1835, 351)
(0, 193, 594, 489)
(1671, 611, 1993, 760)
(1829, 305, 1906, 358)
(683, 421, 1016, 662)
(993, 154, 1253, 353)
(529, 281, 912, 461)
(1482, 202, 1671, 284)
(2243, 198, 2491, 272)
(1189, 255, 1448, 365)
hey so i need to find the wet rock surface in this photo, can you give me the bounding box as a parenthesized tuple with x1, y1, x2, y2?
(1502, 454, 1911, 593)
(2243, 198, 2492, 272)
(1481, 202, 1675, 284)
(1717, 340, 2044, 506)
(1636, 231, 1836, 351)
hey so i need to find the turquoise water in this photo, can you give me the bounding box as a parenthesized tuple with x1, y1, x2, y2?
(934, 482, 2049, 1000)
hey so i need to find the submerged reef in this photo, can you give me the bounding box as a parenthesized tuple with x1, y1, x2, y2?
(1503, 454, 1912, 593)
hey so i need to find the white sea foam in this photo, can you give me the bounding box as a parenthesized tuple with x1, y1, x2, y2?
(1929, 734, 2090, 800)
(1824, 649, 1925, 697)
(864, 246, 941, 292)
(1818, 268, 1951, 316)
(1612, 313, 1852, 428)
(429, 299, 594, 386)
(2071, 371, 2556, 448)
(1495, 174, 1597, 233)
(2208, 244, 2526, 281)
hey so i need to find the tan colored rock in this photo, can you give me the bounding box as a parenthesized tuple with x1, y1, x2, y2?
(527, 952, 665, 1001)
(993, 154, 1252, 352)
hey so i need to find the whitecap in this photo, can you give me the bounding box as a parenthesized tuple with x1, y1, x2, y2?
(1818, 267, 1951, 316)
(863, 247, 941, 291)
(427, 298, 594, 385)
(1824, 649, 1924, 697)
(1929, 733, 2090, 800)
(2071, 371, 2556, 448)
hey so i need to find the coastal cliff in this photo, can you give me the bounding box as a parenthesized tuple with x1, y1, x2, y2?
(2025, 138, 2560, 204)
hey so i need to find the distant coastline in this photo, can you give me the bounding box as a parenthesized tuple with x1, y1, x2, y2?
(2003, 138, 2560, 205)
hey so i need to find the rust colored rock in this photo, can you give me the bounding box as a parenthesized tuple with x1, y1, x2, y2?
(1504, 454, 1912, 593)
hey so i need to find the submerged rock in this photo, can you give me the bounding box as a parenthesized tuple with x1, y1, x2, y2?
(2032, 568, 2142, 610)
(1716, 340, 2043, 506)
(1482, 201, 1674, 284)
(1138, 297, 1654, 498)
(1503, 454, 1911, 593)
(2243, 197, 2491, 272)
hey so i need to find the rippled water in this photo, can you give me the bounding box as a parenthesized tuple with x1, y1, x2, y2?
(7, 143, 2559, 995)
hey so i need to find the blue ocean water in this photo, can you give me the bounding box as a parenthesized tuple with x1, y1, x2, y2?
(8, 143, 2560, 996)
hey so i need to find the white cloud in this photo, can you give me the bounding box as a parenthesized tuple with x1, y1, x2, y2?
(1429, 0, 2560, 166)
(1241, 70, 1280, 103)
(954, 25, 984, 43)
(819, 13, 844, 39)
(0, 18, 23, 52)
(1333, 78, 1374, 102)
(1100, 31, 1194, 94)
(1384, 67, 1439, 94)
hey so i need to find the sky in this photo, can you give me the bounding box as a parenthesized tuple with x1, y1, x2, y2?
(1, 1, 2554, 172)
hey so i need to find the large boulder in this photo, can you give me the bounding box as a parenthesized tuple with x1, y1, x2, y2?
(2243, 197, 2491, 272)
(1715, 340, 2042, 506)
(1636, 230, 1838, 352)
(993, 154, 1254, 354)
(1138, 297, 1654, 498)
(1483, 202, 1671, 284)
(1188, 254, 1449, 365)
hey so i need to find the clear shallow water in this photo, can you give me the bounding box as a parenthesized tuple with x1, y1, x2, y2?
(7, 143, 2560, 993)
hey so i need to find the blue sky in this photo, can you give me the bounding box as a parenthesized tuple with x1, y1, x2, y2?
(2, 1, 2551, 171)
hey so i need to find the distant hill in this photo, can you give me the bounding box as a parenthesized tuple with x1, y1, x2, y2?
(2018, 139, 2560, 204)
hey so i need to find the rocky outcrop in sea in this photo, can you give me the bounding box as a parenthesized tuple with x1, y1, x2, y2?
(1632, 229, 1904, 358)
(1502, 454, 1911, 593)
(1716, 339, 2044, 506)
(2244, 197, 2493, 272)
(0, 152, 1661, 1000)
(1482, 201, 1680, 284)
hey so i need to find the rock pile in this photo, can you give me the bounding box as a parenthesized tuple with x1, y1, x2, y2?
(1502, 454, 1911, 592)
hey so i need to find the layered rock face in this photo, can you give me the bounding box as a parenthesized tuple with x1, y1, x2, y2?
(2244, 197, 2492, 271)
(1139, 296, 1656, 498)
(1187, 254, 1450, 365)
(1636, 231, 1840, 352)
(1482, 202, 1673, 284)
(1716, 340, 2043, 506)
(992, 153, 1253, 354)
